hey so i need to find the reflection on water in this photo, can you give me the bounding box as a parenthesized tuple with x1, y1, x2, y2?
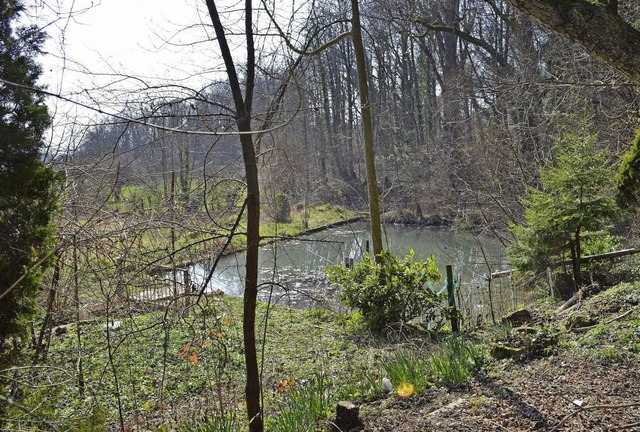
(178, 222, 512, 319)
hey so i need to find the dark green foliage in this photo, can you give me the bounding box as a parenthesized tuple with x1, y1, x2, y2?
(617, 128, 640, 209)
(0, 0, 63, 345)
(508, 130, 619, 283)
(326, 250, 442, 329)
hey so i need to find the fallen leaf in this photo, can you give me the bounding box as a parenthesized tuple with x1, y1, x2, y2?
(278, 379, 289, 393)
(178, 343, 191, 358)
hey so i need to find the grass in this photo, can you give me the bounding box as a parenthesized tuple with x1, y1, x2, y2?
(5, 298, 363, 430)
(261, 203, 356, 239)
(186, 412, 240, 432)
(267, 374, 331, 432)
(380, 350, 431, 394)
(428, 337, 485, 386)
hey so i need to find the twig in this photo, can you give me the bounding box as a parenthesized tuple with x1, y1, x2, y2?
(550, 402, 640, 431)
(0, 395, 61, 432)
(615, 420, 640, 430)
(490, 420, 512, 431)
(570, 309, 634, 333)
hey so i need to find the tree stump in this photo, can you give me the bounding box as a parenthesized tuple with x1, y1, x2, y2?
(330, 401, 363, 431)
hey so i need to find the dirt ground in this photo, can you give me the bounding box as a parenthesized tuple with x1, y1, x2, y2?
(357, 352, 640, 431)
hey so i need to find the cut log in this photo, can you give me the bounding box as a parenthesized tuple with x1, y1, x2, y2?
(556, 286, 590, 313)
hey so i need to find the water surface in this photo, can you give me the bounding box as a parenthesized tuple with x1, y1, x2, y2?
(182, 222, 511, 318)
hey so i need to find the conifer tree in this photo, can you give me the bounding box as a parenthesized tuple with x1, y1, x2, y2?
(0, 0, 62, 348)
(508, 130, 619, 291)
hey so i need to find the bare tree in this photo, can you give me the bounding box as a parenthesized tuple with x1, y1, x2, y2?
(202, 1, 261, 429)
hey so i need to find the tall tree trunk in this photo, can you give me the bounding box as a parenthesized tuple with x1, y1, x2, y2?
(317, 57, 331, 189)
(351, 0, 383, 259)
(204, 1, 262, 430)
(572, 226, 582, 291)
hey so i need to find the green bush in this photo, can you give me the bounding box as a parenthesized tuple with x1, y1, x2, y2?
(326, 250, 442, 329)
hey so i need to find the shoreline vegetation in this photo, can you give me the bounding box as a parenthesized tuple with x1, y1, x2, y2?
(147, 205, 452, 274)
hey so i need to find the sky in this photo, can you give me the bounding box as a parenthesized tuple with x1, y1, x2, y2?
(36, 0, 303, 95)
(38, 0, 219, 102)
(26, 0, 285, 146)
(21, 0, 309, 150)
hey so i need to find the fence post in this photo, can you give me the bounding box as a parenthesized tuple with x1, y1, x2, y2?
(446, 265, 459, 332)
(183, 268, 191, 306)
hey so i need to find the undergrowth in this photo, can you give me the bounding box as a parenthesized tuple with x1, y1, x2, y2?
(5, 294, 491, 431)
(17, 267, 640, 430)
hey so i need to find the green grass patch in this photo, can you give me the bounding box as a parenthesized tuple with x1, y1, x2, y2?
(260, 204, 356, 239)
(7, 298, 365, 430)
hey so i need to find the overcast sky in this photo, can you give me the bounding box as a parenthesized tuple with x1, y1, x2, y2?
(38, 0, 219, 97)
(24, 0, 301, 147)
(20, 0, 310, 151)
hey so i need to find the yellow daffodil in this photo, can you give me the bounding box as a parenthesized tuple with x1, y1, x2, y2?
(397, 382, 414, 398)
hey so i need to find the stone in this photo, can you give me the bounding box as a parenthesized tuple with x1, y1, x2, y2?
(490, 343, 524, 360)
(566, 311, 597, 329)
(502, 309, 532, 326)
(382, 377, 393, 393)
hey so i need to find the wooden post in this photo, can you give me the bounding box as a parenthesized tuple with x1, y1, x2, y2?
(183, 268, 191, 306)
(73, 233, 85, 395)
(446, 265, 459, 332)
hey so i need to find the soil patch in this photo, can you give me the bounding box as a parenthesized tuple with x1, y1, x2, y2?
(358, 349, 640, 431)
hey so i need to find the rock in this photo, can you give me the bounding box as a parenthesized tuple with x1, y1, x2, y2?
(382, 377, 393, 394)
(502, 309, 532, 326)
(490, 343, 524, 360)
(103, 321, 122, 331)
(566, 311, 597, 329)
(427, 398, 467, 417)
(330, 401, 363, 432)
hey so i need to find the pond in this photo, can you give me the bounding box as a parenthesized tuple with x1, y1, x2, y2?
(179, 222, 515, 321)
